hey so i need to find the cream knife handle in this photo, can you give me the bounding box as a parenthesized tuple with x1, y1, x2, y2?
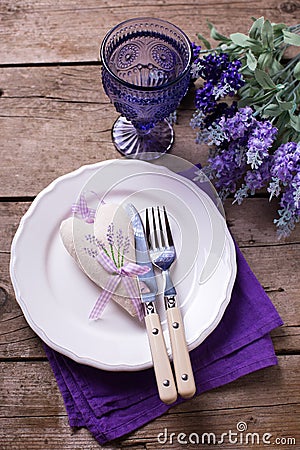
(166, 305, 196, 399)
(145, 312, 177, 404)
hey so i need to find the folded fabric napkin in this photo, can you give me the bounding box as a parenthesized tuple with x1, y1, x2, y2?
(41, 163, 283, 444)
(44, 237, 283, 444)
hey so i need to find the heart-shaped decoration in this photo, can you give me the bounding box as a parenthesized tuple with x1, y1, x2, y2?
(60, 202, 141, 318)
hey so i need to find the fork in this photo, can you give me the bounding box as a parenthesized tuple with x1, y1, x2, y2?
(145, 206, 196, 399)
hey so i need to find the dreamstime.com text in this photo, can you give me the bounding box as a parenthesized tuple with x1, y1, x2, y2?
(157, 422, 297, 446)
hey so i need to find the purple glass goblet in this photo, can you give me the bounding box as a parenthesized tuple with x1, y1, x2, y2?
(100, 18, 192, 160)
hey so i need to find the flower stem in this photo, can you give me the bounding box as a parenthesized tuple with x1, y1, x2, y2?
(273, 53, 300, 82)
(110, 244, 117, 267)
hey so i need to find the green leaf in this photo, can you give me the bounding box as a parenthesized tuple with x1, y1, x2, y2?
(249, 85, 261, 95)
(197, 33, 211, 49)
(257, 52, 274, 70)
(262, 19, 274, 49)
(246, 50, 257, 71)
(272, 22, 287, 39)
(283, 30, 300, 46)
(246, 40, 264, 53)
(207, 21, 230, 42)
(294, 61, 300, 80)
(275, 92, 295, 112)
(238, 90, 274, 108)
(262, 103, 282, 117)
(276, 100, 295, 111)
(289, 112, 300, 132)
(230, 32, 249, 47)
(274, 111, 289, 136)
(254, 68, 276, 89)
(269, 58, 284, 76)
(249, 17, 264, 40)
(229, 33, 262, 52)
(289, 130, 300, 143)
(272, 23, 287, 32)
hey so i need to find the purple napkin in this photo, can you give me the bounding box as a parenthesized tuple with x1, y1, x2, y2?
(44, 242, 283, 444)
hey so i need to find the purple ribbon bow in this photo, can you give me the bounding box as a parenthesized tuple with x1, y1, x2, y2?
(72, 194, 96, 223)
(89, 250, 150, 321)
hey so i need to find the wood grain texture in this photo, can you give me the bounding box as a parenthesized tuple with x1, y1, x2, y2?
(0, 66, 203, 197)
(0, 0, 299, 64)
(0, 406, 299, 449)
(1, 0, 299, 448)
(0, 357, 299, 448)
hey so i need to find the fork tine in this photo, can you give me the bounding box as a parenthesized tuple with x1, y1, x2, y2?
(151, 207, 159, 249)
(163, 206, 174, 246)
(157, 206, 166, 247)
(145, 208, 151, 249)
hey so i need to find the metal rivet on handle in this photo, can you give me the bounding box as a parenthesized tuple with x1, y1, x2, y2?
(152, 328, 159, 335)
(163, 379, 170, 386)
(172, 322, 179, 329)
(181, 374, 188, 381)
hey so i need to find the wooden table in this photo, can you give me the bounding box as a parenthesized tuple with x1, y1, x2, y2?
(1, 1, 299, 448)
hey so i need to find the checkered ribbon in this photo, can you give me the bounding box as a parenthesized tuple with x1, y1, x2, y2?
(72, 194, 96, 223)
(89, 250, 150, 321)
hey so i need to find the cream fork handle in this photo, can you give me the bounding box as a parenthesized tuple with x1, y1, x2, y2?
(166, 305, 196, 399)
(145, 312, 177, 404)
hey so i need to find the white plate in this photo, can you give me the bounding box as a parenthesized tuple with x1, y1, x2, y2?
(10, 159, 236, 371)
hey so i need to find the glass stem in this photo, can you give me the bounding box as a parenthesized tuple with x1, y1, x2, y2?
(136, 128, 152, 136)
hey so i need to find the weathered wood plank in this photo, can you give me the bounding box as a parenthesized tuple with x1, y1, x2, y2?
(0, 404, 299, 450)
(0, 357, 299, 448)
(241, 245, 300, 328)
(1, 241, 299, 358)
(0, 66, 203, 197)
(0, 416, 121, 450)
(131, 404, 300, 449)
(225, 198, 300, 246)
(0, 0, 298, 64)
(0, 203, 30, 253)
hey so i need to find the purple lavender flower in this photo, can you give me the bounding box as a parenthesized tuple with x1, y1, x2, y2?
(221, 106, 254, 141)
(84, 247, 99, 259)
(203, 106, 277, 207)
(247, 121, 277, 170)
(193, 53, 244, 121)
(194, 53, 244, 96)
(270, 142, 300, 182)
(106, 223, 115, 246)
(267, 142, 300, 236)
(195, 82, 216, 113)
(191, 42, 201, 62)
(116, 228, 124, 250)
(84, 234, 108, 259)
(245, 158, 273, 193)
(292, 172, 300, 208)
(207, 141, 247, 196)
(203, 102, 237, 128)
(196, 53, 230, 83)
(123, 236, 130, 254)
(190, 43, 299, 237)
(275, 187, 300, 238)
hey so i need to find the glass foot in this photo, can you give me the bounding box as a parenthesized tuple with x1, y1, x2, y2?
(112, 116, 174, 161)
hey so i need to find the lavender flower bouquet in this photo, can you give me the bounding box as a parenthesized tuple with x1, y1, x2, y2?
(190, 18, 300, 237)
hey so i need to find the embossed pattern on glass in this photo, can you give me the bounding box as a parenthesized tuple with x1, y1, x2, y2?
(100, 18, 192, 160)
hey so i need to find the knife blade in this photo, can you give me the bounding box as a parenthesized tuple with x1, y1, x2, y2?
(126, 203, 177, 404)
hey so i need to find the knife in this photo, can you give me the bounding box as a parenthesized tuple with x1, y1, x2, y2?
(126, 204, 177, 404)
